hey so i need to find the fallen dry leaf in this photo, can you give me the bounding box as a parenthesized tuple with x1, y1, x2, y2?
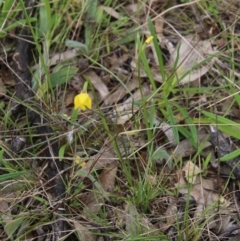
(173, 133, 210, 159)
(64, 90, 76, 107)
(110, 83, 151, 124)
(131, 59, 164, 83)
(182, 161, 202, 184)
(169, 35, 218, 85)
(161, 122, 177, 146)
(124, 3, 145, 16)
(69, 75, 84, 90)
(82, 148, 118, 174)
(103, 77, 139, 106)
(99, 162, 118, 193)
(82, 162, 118, 215)
(0, 78, 6, 95)
(124, 202, 158, 236)
(48, 49, 78, 66)
(175, 168, 231, 227)
(83, 70, 109, 102)
(102, 6, 121, 19)
(72, 220, 96, 241)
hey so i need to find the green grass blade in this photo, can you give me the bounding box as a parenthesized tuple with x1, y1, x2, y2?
(0, 171, 26, 181)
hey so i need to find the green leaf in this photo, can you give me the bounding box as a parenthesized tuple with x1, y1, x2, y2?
(39, 0, 50, 35)
(4, 217, 25, 239)
(117, 31, 137, 45)
(148, 17, 166, 81)
(49, 66, 78, 88)
(0, 0, 22, 38)
(177, 126, 192, 141)
(59, 144, 67, 162)
(200, 110, 240, 140)
(95, 6, 103, 24)
(152, 148, 170, 160)
(166, 100, 179, 144)
(65, 40, 88, 53)
(84, 0, 98, 48)
(174, 103, 198, 147)
(0, 171, 26, 182)
(152, 148, 173, 169)
(220, 149, 240, 162)
(203, 152, 212, 171)
(16, 218, 31, 237)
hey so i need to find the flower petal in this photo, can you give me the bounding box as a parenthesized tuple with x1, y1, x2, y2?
(74, 92, 92, 110)
(145, 36, 154, 44)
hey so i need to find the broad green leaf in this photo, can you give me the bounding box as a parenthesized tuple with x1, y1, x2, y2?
(84, 0, 98, 48)
(95, 6, 103, 24)
(16, 218, 30, 237)
(117, 31, 137, 45)
(49, 66, 78, 88)
(152, 148, 170, 160)
(65, 40, 88, 53)
(117, 26, 139, 45)
(4, 217, 25, 239)
(39, 0, 50, 35)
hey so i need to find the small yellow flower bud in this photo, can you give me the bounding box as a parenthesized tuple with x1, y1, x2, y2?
(145, 36, 154, 44)
(74, 92, 92, 111)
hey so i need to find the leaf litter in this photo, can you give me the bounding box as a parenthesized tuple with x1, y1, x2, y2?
(1, 0, 240, 240)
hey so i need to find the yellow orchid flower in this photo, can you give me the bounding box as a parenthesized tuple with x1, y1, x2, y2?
(74, 92, 92, 110)
(74, 155, 86, 167)
(145, 36, 154, 44)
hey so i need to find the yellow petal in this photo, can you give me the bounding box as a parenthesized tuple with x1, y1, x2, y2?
(145, 36, 154, 44)
(74, 92, 92, 110)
